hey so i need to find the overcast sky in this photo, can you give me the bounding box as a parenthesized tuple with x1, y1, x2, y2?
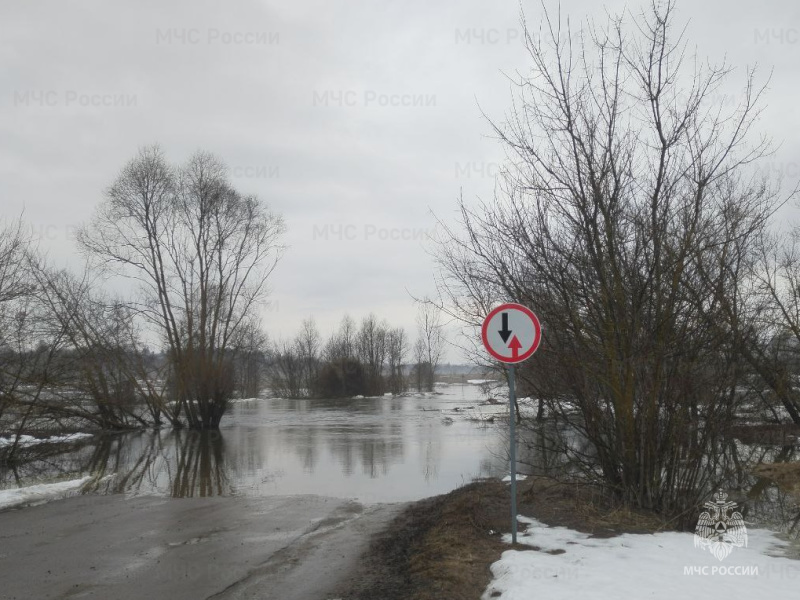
(2, 0, 799, 360)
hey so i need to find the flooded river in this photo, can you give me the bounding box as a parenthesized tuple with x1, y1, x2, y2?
(0, 384, 509, 503)
(2, 382, 799, 545)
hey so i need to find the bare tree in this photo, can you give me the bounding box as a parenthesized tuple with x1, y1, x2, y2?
(357, 314, 388, 395)
(435, 2, 779, 519)
(412, 337, 427, 392)
(296, 318, 321, 396)
(2, 221, 174, 454)
(31, 264, 162, 429)
(324, 315, 357, 362)
(314, 315, 367, 398)
(0, 218, 41, 454)
(232, 320, 268, 399)
(416, 302, 445, 392)
(386, 327, 408, 394)
(0, 217, 33, 307)
(78, 146, 285, 429)
(267, 340, 303, 399)
(729, 230, 800, 424)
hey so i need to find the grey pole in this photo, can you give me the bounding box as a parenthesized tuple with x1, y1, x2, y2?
(508, 364, 517, 544)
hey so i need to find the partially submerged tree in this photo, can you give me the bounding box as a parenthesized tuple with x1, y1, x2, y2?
(435, 1, 783, 519)
(314, 315, 368, 398)
(79, 146, 285, 429)
(1, 219, 175, 451)
(0, 218, 42, 456)
(357, 314, 388, 396)
(415, 302, 445, 391)
(296, 318, 321, 396)
(31, 264, 167, 429)
(267, 340, 304, 399)
(231, 319, 268, 399)
(386, 327, 409, 394)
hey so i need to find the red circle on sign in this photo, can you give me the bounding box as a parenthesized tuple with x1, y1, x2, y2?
(481, 303, 542, 364)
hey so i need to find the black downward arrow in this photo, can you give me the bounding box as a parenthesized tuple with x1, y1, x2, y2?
(499, 312, 512, 343)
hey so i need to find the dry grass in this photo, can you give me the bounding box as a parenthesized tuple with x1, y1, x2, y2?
(337, 477, 667, 600)
(751, 461, 800, 499)
(520, 477, 667, 536)
(407, 480, 510, 600)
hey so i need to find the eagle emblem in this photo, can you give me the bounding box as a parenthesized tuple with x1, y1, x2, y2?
(694, 489, 747, 561)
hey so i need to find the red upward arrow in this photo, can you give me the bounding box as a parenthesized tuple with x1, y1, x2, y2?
(508, 335, 522, 359)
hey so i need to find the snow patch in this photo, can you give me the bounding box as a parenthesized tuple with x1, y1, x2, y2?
(0, 477, 92, 510)
(0, 433, 93, 448)
(484, 517, 799, 599)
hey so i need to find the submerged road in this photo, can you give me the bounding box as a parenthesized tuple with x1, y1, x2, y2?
(0, 494, 403, 600)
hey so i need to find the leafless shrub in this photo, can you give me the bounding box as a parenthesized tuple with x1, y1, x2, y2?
(435, 1, 783, 520)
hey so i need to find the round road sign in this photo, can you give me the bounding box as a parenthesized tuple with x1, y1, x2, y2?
(481, 303, 541, 364)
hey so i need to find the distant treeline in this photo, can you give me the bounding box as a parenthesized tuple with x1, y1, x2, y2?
(267, 309, 445, 399)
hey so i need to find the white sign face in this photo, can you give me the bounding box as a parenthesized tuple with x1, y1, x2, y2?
(481, 303, 541, 364)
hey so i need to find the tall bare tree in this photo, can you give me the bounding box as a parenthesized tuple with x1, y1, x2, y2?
(416, 302, 445, 392)
(79, 146, 285, 429)
(314, 315, 366, 398)
(267, 340, 303, 399)
(357, 314, 388, 395)
(232, 319, 268, 399)
(0, 217, 40, 454)
(296, 318, 321, 396)
(435, 2, 781, 519)
(386, 327, 408, 394)
(324, 315, 357, 362)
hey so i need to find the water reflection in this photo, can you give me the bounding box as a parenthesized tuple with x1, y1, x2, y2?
(0, 387, 508, 503)
(3, 386, 799, 543)
(171, 431, 229, 497)
(516, 419, 800, 539)
(742, 443, 800, 542)
(80, 431, 232, 498)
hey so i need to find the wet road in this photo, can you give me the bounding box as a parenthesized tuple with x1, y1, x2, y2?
(0, 385, 505, 599)
(0, 493, 403, 600)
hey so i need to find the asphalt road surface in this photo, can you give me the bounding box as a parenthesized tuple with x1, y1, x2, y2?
(0, 494, 403, 600)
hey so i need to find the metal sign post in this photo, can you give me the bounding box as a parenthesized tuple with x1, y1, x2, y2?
(480, 303, 542, 547)
(508, 364, 518, 544)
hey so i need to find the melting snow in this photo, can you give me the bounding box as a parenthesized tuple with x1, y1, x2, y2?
(484, 517, 799, 599)
(0, 433, 93, 448)
(0, 477, 92, 510)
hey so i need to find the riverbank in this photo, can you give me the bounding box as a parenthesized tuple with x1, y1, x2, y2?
(334, 476, 667, 600)
(338, 463, 800, 600)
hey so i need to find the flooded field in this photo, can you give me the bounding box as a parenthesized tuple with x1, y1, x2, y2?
(0, 384, 509, 504)
(2, 382, 800, 546)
